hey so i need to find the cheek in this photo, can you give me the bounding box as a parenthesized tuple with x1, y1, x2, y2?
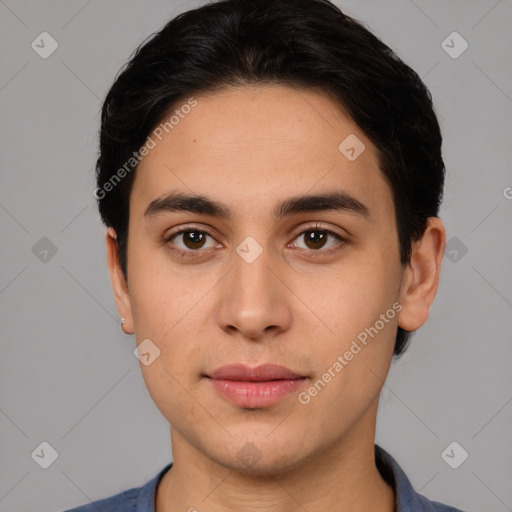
(297, 251, 400, 391)
(301, 311, 396, 425)
(298, 256, 399, 338)
(127, 245, 194, 332)
(138, 362, 201, 432)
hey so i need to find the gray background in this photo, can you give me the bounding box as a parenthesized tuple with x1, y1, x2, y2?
(0, 0, 511, 510)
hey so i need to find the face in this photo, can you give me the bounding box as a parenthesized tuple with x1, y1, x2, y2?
(107, 84, 441, 474)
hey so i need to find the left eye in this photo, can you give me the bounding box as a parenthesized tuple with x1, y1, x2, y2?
(290, 228, 343, 251)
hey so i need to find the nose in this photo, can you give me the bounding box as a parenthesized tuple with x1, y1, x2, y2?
(216, 243, 292, 341)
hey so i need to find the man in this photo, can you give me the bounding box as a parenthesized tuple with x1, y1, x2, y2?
(65, 0, 464, 510)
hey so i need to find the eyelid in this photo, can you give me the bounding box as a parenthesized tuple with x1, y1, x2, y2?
(164, 223, 219, 241)
(289, 221, 349, 241)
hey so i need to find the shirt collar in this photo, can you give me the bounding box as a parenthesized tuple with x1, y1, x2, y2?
(375, 444, 451, 511)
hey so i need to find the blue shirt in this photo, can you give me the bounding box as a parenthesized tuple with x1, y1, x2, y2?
(61, 445, 465, 511)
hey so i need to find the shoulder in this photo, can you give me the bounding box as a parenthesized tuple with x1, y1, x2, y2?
(412, 492, 467, 512)
(375, 445, 467, 512)
(59, 463, 173, 512)
(60, 486, 140, 512)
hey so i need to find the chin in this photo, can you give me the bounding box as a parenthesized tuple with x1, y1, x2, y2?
(201, 428, 318, 477)
(216, 449, 310, 477)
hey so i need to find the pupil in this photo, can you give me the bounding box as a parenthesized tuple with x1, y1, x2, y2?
(306, 230, 325, 249)
(185, 231, 204, 249)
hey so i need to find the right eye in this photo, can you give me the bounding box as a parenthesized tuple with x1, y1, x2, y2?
(164, 227, 221, 257)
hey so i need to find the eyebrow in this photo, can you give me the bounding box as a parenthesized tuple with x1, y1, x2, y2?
(144, 190, 370, 220)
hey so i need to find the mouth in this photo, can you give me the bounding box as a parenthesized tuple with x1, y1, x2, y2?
(203, 363, 308, 408)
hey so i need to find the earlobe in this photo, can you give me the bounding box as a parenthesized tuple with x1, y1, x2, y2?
(397, 217, 446, 332)
(106, 227, 134, 334)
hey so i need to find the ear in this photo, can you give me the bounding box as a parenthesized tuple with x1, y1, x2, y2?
(106, 227, 134, 334)
(397, 217, 446, 332)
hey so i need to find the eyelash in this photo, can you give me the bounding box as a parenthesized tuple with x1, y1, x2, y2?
(163, 223, 348, 260)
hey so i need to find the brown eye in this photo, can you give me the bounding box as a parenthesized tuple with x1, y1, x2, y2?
(180, 230, 207, 250)
(291, 227, 344, 253)
(165, 228, 218, 255)
(303, 230, 329, 250)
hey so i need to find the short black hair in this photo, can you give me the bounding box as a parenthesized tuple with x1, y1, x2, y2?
(95, 0, 445, 357)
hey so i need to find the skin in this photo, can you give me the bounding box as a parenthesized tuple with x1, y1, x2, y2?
(106, 84, 446, 512)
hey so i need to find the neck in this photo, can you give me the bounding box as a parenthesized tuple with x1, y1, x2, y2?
(156, 402, 395, 512)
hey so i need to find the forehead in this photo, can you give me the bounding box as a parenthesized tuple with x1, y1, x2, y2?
(131, 84, 394, 221)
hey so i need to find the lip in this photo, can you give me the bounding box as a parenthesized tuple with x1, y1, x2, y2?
(207, 363, 304, 381)
(204, 364, 307, 408)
